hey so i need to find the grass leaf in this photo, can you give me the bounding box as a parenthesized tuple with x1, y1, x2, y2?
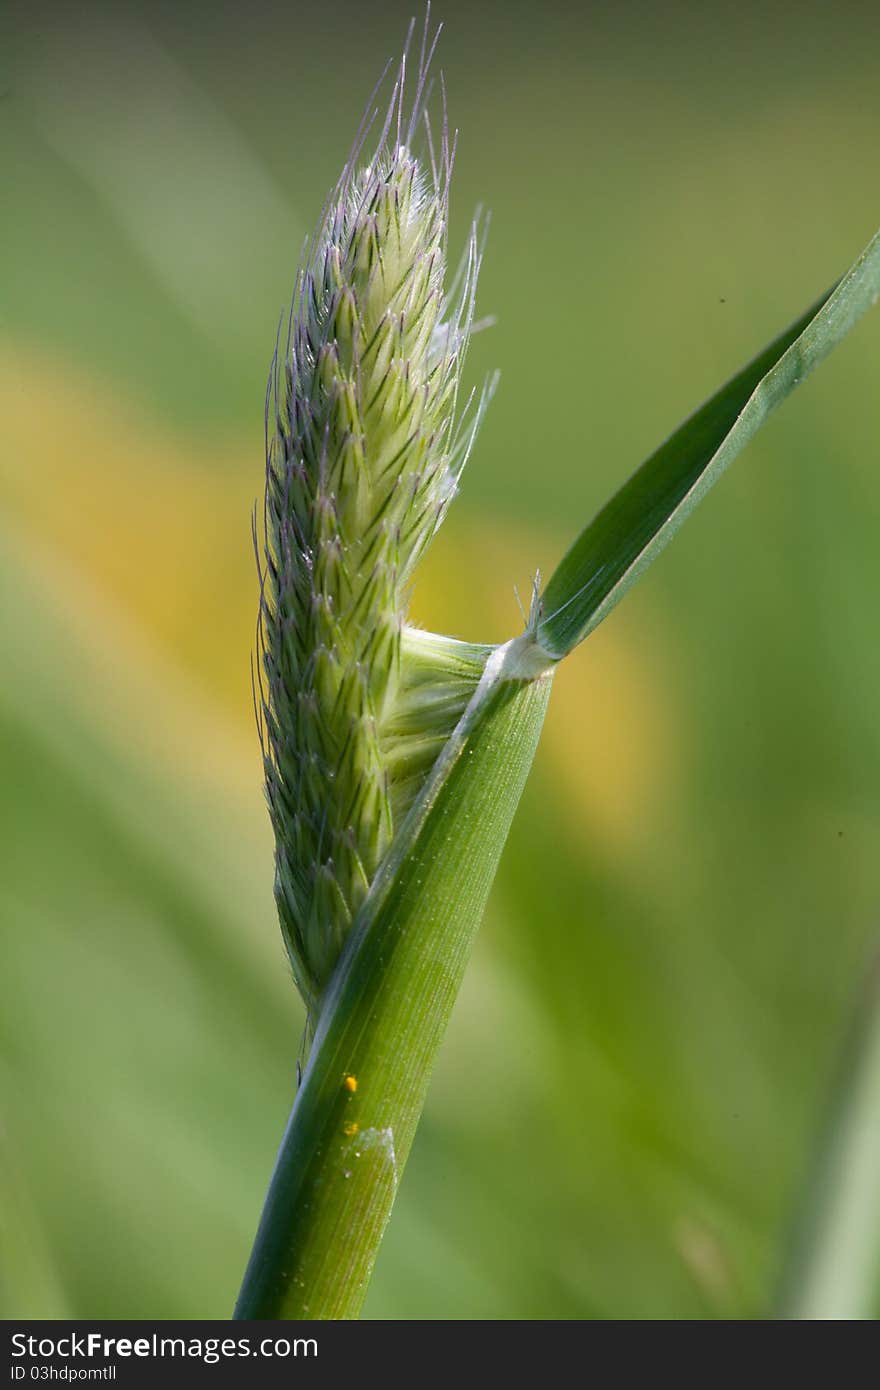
(538, 227, 880, 659)
(779, 948, 880, 1320)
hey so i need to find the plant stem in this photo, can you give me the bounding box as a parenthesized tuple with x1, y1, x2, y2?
(778, 948, 880, 1320)
(234, 659, 552, 1319)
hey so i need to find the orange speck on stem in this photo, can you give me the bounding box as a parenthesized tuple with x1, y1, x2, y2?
(343, 1121, 359, 1137)
(344, 1074, 358, 1093)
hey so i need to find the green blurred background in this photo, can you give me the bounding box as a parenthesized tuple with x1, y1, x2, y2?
(2, 0, 879, 1319)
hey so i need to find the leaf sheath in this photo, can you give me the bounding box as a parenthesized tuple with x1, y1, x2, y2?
(235, 660, 552, 1319)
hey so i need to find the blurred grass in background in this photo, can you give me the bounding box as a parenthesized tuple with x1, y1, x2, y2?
(2, 0, 879, 1318)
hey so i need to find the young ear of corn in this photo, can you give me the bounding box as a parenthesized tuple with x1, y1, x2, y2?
(235, 14, 880, 1321)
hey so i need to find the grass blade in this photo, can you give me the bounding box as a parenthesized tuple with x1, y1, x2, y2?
(778, 949, 880, 1320)
(538, 227, 880, 659)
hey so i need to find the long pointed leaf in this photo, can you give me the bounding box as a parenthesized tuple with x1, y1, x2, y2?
(538, 227, 880, 659)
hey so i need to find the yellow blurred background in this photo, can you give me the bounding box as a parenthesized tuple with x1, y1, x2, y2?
(2, 0, 879, 1317)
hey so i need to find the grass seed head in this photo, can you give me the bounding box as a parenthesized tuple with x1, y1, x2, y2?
(257, 12, 492, 1016)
